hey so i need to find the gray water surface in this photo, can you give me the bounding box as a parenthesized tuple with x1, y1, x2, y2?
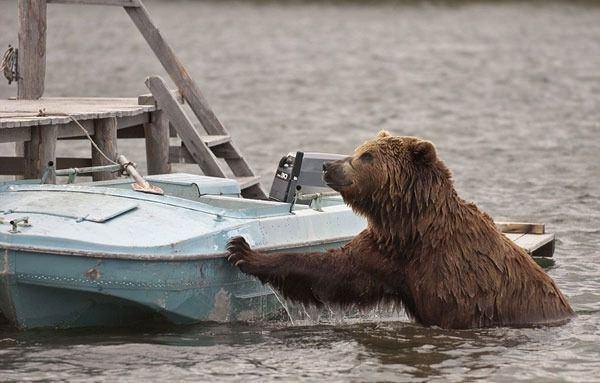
(1, 1, 599, 381)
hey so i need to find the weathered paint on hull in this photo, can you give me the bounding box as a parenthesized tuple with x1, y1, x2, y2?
(0, 241, 346, 330)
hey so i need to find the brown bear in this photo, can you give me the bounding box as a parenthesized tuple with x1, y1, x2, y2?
(226, 131, 574, 329)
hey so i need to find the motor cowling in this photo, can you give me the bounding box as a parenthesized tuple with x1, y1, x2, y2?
(268, 151, 346, 203)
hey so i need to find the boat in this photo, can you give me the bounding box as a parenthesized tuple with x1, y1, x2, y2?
(0, 153, 556, 329)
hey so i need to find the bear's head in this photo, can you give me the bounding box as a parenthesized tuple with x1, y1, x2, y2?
(323, 131, 453, 223)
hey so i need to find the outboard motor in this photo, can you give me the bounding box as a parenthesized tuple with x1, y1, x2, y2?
(269, 152, 346, 203)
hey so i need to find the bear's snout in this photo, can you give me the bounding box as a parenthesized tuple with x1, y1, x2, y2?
(323, 158, 353, 191)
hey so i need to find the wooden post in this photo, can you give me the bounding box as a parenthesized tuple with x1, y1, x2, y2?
(17, 0, 47, 99)
(145, 76, 226, 178)
(16, 0, 47, 178)
(144, 110, 171, 175)
(91, 117, 118, 181)
(24, 124, 57, 181)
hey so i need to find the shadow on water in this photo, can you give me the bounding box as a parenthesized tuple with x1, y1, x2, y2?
(333, 322, 527, 377)
(0, 321, 275, 349)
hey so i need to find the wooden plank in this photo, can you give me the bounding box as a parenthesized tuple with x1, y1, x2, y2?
(91, 117, 118, 181)
(496, 222, 545, 235)
(144, 110, 171, 175)
(18, 0, 47, 100)
(212, 142, 242, 159)
(145, 76, 226, 177)
(0, 157, 26, 175)
(116, 124, 145, 139)
(235, 176, 260, 190)
(0, 127, 31, 143)
(138, 90, 183, 106)
(116, 113, 150, 129)
(23, 124, 58, 181)
(514, 233, 555, 255)
(56, 118, 94, 138)
(241, 183, 266, 199)
(56, 157, 92, 168)
(0, 98, 155, 128)
(201, 135, 230, 147)
(503, 233, 525, 242)
(168, 137, 232, 162)
(46, 0, 140, 6)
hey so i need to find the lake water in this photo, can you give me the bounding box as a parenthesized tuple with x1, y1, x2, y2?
(1, 0, 600, 381)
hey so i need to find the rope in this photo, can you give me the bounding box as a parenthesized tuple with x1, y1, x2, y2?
(69, 115, 118, 166)
(35, 109, 118, 166)
(1, 45, 17, 84)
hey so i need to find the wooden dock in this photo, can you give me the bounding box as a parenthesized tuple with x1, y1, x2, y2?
(0, 97, 159, 182)
(1, 0, 266, 198)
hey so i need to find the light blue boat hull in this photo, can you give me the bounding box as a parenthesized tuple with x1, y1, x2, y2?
(0, 174, 364, 329)
(0, 244, 345, 329)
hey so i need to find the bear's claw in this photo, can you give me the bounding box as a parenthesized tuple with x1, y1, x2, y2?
(226, 236, 255, 273)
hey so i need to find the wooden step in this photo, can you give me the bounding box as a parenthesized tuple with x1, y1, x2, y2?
(212, 142, 242, 159)
(201, 135, 230, 147)
(169, 136, 231, 164)
(138, 89, 183, 106)
(235, 176, 261, 189)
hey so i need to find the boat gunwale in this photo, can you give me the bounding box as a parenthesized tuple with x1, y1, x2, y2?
(1, 184, 294, 219)
(0, 235, 355, 261)
(0, 232, 555, 261)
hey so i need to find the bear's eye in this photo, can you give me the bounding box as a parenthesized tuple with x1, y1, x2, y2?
(359, 152, 374, 162)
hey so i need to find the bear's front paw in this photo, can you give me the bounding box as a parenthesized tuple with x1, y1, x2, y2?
(226, 236, 257, 273)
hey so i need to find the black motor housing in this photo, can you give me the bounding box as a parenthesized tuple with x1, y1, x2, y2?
(269, 152, 346, 203)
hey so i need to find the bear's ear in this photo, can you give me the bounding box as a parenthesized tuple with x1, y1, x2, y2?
(411, 140, 437, 164)
(376, 130, 391, 139)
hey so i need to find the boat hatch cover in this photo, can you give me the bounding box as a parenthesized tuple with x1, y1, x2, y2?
(1, 191, 138, 223)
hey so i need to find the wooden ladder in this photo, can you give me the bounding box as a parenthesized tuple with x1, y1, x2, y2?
(144, 76, 265, 199)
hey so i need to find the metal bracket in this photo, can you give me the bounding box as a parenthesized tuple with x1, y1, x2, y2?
(292, 191, 339, 212)
(9, 216, 30, 234)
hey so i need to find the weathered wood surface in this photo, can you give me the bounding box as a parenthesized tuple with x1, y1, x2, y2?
(138, 90, 183, 106)
(168, 135, 231, 162)
(145, 76, 226, 178)
(0, 157, 26, 176)
(91, 117, 118, 181)
(18, 0, 47, 100)
(46, 0, 139, 6)
(23, 124, 58, 180)
(144, 110, 171, 175)
(0, 98, 156, 128)
(0, 128, 31, 143)
(514, 233, 555, 254)
(0, 156, 93, 174)
(503, 232, 555, 257)
(235, 176, 261, 190)
(496, 222, 545, 235)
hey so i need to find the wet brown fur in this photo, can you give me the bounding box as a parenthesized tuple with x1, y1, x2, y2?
(227, 131, 574, 329)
